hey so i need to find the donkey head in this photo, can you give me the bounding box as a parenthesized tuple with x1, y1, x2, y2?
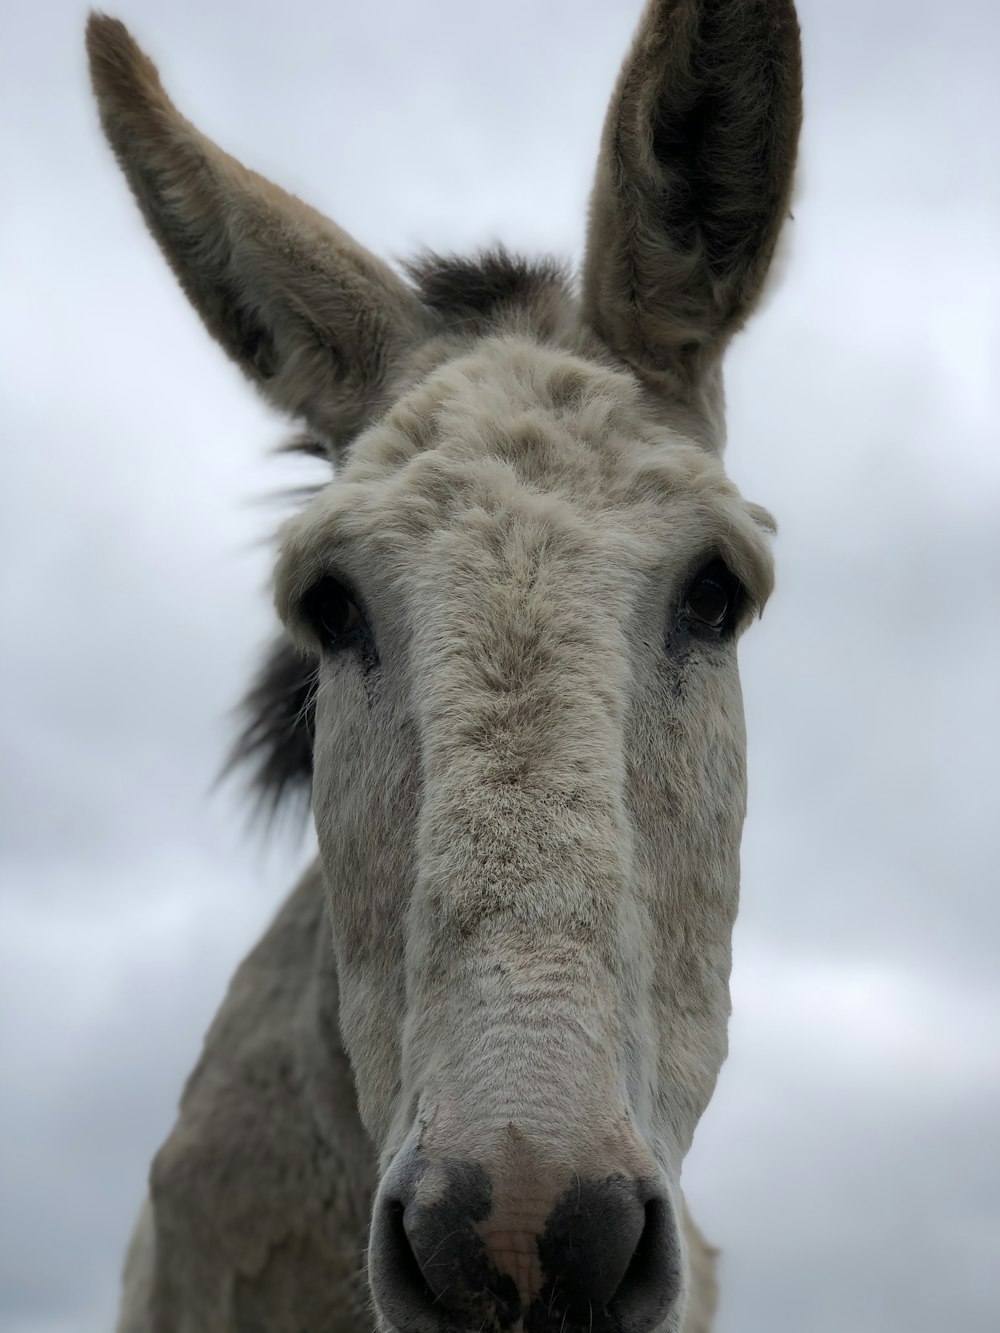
(88, 4, 801, 1331)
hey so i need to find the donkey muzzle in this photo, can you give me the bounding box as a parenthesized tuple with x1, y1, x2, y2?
(369, 1143, 681, 1333)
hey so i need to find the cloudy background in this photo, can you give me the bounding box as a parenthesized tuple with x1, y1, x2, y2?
(1, 0, 998, 1329)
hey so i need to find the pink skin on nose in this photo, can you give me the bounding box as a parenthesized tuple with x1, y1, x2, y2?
(478, 1204, 548, 1305)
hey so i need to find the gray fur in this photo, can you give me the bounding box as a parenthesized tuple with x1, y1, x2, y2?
(86, 3, 802, 1330)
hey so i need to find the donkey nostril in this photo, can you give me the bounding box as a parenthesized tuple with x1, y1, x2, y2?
(387, 1199, 428, 1291)
(372, 1189, 520, 1333)
(535, 1182, 680, 1333)
(370, 1158, 520, 1333)
(607, 1196, 682, 1333)
(369, 1196, 442, 1333)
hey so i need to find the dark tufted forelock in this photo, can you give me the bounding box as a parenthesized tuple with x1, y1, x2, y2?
(405, 247, 570, 324)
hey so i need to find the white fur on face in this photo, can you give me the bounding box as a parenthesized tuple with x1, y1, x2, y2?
(276, 335, 774, 1184)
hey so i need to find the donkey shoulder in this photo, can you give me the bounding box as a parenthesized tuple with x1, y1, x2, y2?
(132, 866, 373, 1329)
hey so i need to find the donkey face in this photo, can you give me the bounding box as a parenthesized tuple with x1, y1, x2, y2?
(88, 5, 801, 1332)
(274, 336, 777, 1333)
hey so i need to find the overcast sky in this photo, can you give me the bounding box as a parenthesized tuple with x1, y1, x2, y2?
(1, 1, 998, 1330)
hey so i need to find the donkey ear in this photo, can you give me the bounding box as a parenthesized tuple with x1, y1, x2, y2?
(582, 0, 802, 407)
(86, 14, 427, 454)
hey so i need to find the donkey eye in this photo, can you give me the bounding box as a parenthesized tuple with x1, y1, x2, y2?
(300, 575, 363, 650)
(681, 561, 742, 633)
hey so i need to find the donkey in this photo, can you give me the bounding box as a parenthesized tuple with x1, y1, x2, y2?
(87, 3, 802, 1330)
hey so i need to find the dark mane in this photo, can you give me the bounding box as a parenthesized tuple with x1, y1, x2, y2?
(226, 633, 319, 817)
(229, 248, 569, 815)
(405, 247, 569, 325)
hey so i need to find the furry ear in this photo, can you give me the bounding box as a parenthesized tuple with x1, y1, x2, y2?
(582, 0, 802, 419)
(86, 13, 428, 455)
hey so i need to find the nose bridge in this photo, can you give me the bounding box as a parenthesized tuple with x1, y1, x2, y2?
(397, 509, 657, 1153)
(414, 930, 629, 1152)
(412, 511, 635, 935)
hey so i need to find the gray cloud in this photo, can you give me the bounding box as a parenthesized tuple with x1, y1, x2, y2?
(1, 1, 997, 1330)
